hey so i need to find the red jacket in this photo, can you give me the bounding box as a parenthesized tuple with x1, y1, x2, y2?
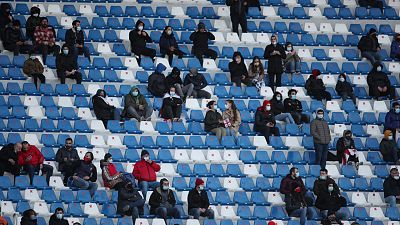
(18, 145, 44, 166)
(133, 159, 160, 182)
(102, 162, 121, 188)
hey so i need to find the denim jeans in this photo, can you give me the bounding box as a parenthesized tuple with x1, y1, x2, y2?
(290, 207, 319, 225)
(361, 51, 382, 65)
(225, 127, 238, 142)
(72, 46, 90, 61)
(314, 143, 329, 169)
(275, 113, 295, 124)
(156, 206, 181, 221)
(286, 60, 301, 73)
(189, 208, 215, 219)
(68, 176, 98, 196)
(385, 196, 397, 207)
(139, 181, 159, 199)
(23, 164, 53, 185)
(128, 198, 145, 223)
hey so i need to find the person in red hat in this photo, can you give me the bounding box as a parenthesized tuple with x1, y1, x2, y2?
(187, 178, 214, 219)
(305, 69, 332, 101)
(254, 100, 280, 144)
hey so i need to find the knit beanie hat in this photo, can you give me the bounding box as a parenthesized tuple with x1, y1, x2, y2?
(384, 130, 392, 139)
(312, 69, 321, 78)
(195, 178, 204, 187)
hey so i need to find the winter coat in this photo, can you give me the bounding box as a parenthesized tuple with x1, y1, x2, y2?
(0, 4, 12, 39)
(379, 139, 399, 162)
(305, 76, 325, 95)
(270, 93, 285, 115)
(3, 27, 24, 48)
(285, 193, 307, 215)
(23, 58, 44, 76)
(187, 188, 210, 210)
(56, 52, 78, 73)
(26, 16, 41, 39)
(65, 28, 85, 47)
(92, 94, 115, 120)
(313, 177, 341, 211)
(159, 31, 179, 55)
(284, 50, 301, 64)
(254, 107, 276, 132)
(74, 160, 97, 182)
(383, 176, 400, 198)
(263, 43, 286, 74)
(133, 159, 161, 182)
(101, 161, 122, 189)
(335, 80, 353, 95)
(20, 210, 37, 225)
(183, 73, 208, 90)
(18, 145, 44, 166)
(149, 187, 176, 214)
(358, 34, 379, 52)
(55, 146, 80, 172)
(336, 136, 356, 162)
(204, 110, 223, 132)
(165, 73, 183, 89)
(284, 98, 303, 113)
(226, 0, 247, 16)
(129, 20, 152, 54)
(391, 40, 400, 58)
(367, 67, 391, 96)
(49, 214, 69, 225)
(384, 110, 400, 131)
(117, 187, 144, 214)
(311, 116, 331, 144)
(222, 108, 241, 133)
(279, 174, 307, 195)
(229, 52, 248, 81)
(160, 94, 183, 119)
(247, 63, 264, 81)
(0, 143, 19, 172)
(148, 72, 167, 97)
(190, 31, 215, 54)
(124, 90, 148, 111)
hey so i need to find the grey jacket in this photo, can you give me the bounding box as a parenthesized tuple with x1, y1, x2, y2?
(310, 118, 331, 144)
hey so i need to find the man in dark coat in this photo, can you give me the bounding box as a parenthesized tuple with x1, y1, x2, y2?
(0, 142, 21, 176)
(335, 73, 356, 104)
(188, 178, 214, 219)
(148, 63, 167, 97)
(189, 22, 217, 65)
(229, 51, 249, 86)
(56, 44, 82, 84)
(49, 208, 68, 225)
(3, 20, 33, 55)
(149, 178, 181, 222)
(383, 167, 400, 207)
(264, 35, 286, 90)
(358, 28, 382, 65)
(183, 68, 211, 98)
(380, 130, 400, 163)
(305, 69, 332, 101)
(384, 102, 400, 136)
(117, 183, 145, 223)
(226, 0, 247, 34)
(65, 20, 90, 61)
(55, 138, 80, 185)
(25, 6, 41, 42)
(123, 86, 152, 121)
(367, 62, 395, 100)
(21, 209, 38, 225)
(159, 26, 183, 65)
(129, 20, 156, 63)
(283, 89, 310, 125)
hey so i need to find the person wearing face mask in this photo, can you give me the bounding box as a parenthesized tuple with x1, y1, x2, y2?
(284, 89, 310, 125)
(101, 153, 125, 190)
(21, 209, 38, 225)
(384, 102, 400, 138)
(4, 20, 33, 56)
(190, 22, 217, 65)
(92, 89, 122, 127)
(33, 17, 60, 64)
(367, 62, 396, 100)
(49, 208, 68, 225)
(184, 68, 211, 99)
(311, 108, 331, 169)
(68, 152, 98, 196)
(165, 67, 194, 100)
(247, 56, 265, 89)
(280, 167, 307, 196)
(222, 100, 241, 141)
(335, 73, 356, 104)
(336, 130, 359, 167)
(122, 86, 153, 122)
(226, 0, 248, 34)
(187, 178, 214, 219)
(383, 168, 400, 207)
(129, 20, 156, 64)
(358, 28, 382, 65)
(23, 53, 45, 89)
(65, 20, 90, 61)
(55, 138, 80, 185)
(149, 178, 181, 222)
(264, 35, 286, 91)
(270, 92, 295, 124)
(133, 150, 161, 199)
(229, 52, 249, 87)
(390, 33, 400, 60)
(160, 86, 183, 122)
(254, 100, 280, 143)
(0, 142, 21, 176)
(148, 63, 168, 97)
(25, 6, 41, 42)
(379, 130, 400, 163)
(305, 69, 332, 101)
(284, 42, 301, 77)
(18, 141, 53, 185)
(159, 26, 183, 65)
(117, 182, 145, 223)
(56, 44, 82, 84)
(205, 100, 226, 143)
(0, 3, 12, 41)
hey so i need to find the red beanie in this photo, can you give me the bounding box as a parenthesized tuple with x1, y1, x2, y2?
(268, 221, 277, 225)
(195, 178, 204, 186)
(312, 69, 321, 77)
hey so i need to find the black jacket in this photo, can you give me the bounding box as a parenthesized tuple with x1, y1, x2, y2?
(183, 73, 208, 90)
(0, 4, 12, 40)
(56, 52, 78, 73)
(92, 96, 115, 120)
(159, 31, 179, 55)
(65, 28, 85, 47)
(205, 110, 223, 132)
(229, 52, 248, 82)
(165, 73, 183, 89)
(226, 0, 247, 15)
(284, 98, 303, 113)
(160, 95, 183, 119)
(187, 188, 210, 210)
(305, 76, 326, 95)
(26, 16, 41, 39)
(190, 31, 215, 54)
(383, 176, 400, 198)
(3, 27, 24, 48)
(49, 214, 69, 225)
(313, 177, 341, 211)
(0, 143, 19, 173)
(358, 34, 379, 52)
(367, 66, 390, 96)
(21, 210, 37, 225)
(149, 187, 176, 214)
(254, 109, 276, 132)
(117, 187, 144, 215)
(55, 146, 80, 172)
(270, 93, 284, 115)
(148, 72, 167, 97)
(336, 137, 356, 162)
(335, 80, 353, 94)
(379, 139, 398, 162)
(74, 160, 97, 182)
(129, 20, 152, 54)
(285, 193, 307, 215)
(264, 43, 286, 74)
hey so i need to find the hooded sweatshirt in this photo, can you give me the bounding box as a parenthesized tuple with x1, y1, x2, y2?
(335, 74, 353, 94)
(159, 29, 179, 55)
(56, 44, 78, 73)
(254, 100, 276, 131)
(183, 68, 208, 90)
(189, 23, 215, 54)
(310, 108, 331, 144)
(124, 86, 148, 111)
(129, 20, 152, 53)
(148, 64, 167, 97)
(229, 52, 248, 82)
(358, 30, 380, 52)
(367, 63, 390, 90)
(25, 7, 41, 39)
(270, 92, 285, 115)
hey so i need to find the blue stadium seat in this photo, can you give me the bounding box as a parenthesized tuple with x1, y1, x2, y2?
(63, 5, 80, 16)
(367, 151, 385, 164)
(386, 207, 400, 220)
(202, 7, 218, 19)
(370, 178, 383, 191)
(16, 201, 30, 214)
(194, 164, 211, 177)
(247, 7, 264, 19)
(338, 177, 355, 191)
(293, 7, 310, 19)
(67, 202, 86, 217)
(253, 206, 270, 219)
(355, 7, 370, 19)
(278, 7, 294, 19)
(260, 164, 275, 178)
(339, 8, 354, 19)
(42, 189, 58, 203)
(237, 206, 256, 220)
(186, 6, 201, 18)
(353, 207, 373, 220)
(384, 8, 399, 20)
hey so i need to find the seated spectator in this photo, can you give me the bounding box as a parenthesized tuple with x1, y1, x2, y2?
(313, 169, 349, 223)
(391, 33, 400, 60)
(21, 209, 37, 225)
(358, 0, 383, 11)
(122, 86, 152, 122)
(284, 89, 310, 125)
(148, 63, 167, 97)
(101, 153, 125, 190)
(129, 20, 156, 63)
(65, 20, 90, 61)
(205, 100, 226, 143)
(117, 182, 145, 224)
(166, 67, 194, 100)
(56, 44, 82, 84)
(305, 69, 332, 101)
(133, 150, 161, 199)
(149, 178, 181, 222)
(190, 22, 217, 64)
(384, 102, 400, 136)
(49, 208, 68, 225)
(18, 141, 53, 185)
(68, 152, 98, 196)
(383, 167, 400, 207)
(285, 182, 317, 225)
(284, 42, 301, 76)
(222, 100, 241, 140)
(254, 100, 280, 143)
(184, 68, 211, 99)
(358, 28, 382, 65)
(229, 51, 249, 87)
(335, 73, 356, 104)
(4, 20, 32, 56)
(270, 92, 295, 124)
(33, 17, 60, 64)
(367, 63, 396, 100)
(159, 26, 183, 65)
(23, 54, 45, 89)
(160, 86, 183, 121)
(55, 138, 80, 185)
(280, 167, 312, 201)
(92, 89, 121, 127)
(188, 178, 214, 219)
(264, 35, 286, 90)
(336, 130, 359, 167)
(0, 142, 21, 176)
(380, 130, 400, 163)
(25, 6, 41, 42)
(247, 56, 265, 89)
(0, 3, 12, 40)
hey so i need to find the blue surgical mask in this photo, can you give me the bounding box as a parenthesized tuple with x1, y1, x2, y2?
(291, 95, 296, 100)
(63, 49, 69, 55)
(213, 105, 217, 110)
(395, 108, 400, 113)
(30, 215, 37, 221)
(132, 91, 139, 96)
(295, 172, 300, 177)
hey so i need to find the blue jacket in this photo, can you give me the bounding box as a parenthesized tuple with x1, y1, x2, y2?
(159, 32, 178, 55)
(384, 110, 400, 130)
(391, 40, 400, 58)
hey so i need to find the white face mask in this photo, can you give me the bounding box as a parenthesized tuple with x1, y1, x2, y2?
(138, 26, 144, 31)
(56, 214, 63, 219)
(266, 105, 271, 111)
(63, 49, 69, 55)
(272, 41, 277, 45)
(328, 186, 334, 192)
(225, 104, 229, 109)
(394, 176, 400, 180)
(317, 114, 324, 119)
(143, 156, 150, 161)
(376, 67, 382, 72)
(108, 159, 112, 163)
(287, 47, 292, 51)
(166, 30, 172, 35)
(76, 26, 81, 31)
(30, 56, 36, 60)
(388, 135, 393, 141)
(170, 91, 176, 96)
(213, 105, 218, 110)
(317, 76, 322, 80)
(162, 185, 169, 191)
(198, 185, 204, 191)
(295, 172, 300, 177)
(339, 77, 345, 82)
(320, 175, 327, 180)
(291, 95, 296, 100)
(33, 13, 39, 17)
(276, 96, 281, 101)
